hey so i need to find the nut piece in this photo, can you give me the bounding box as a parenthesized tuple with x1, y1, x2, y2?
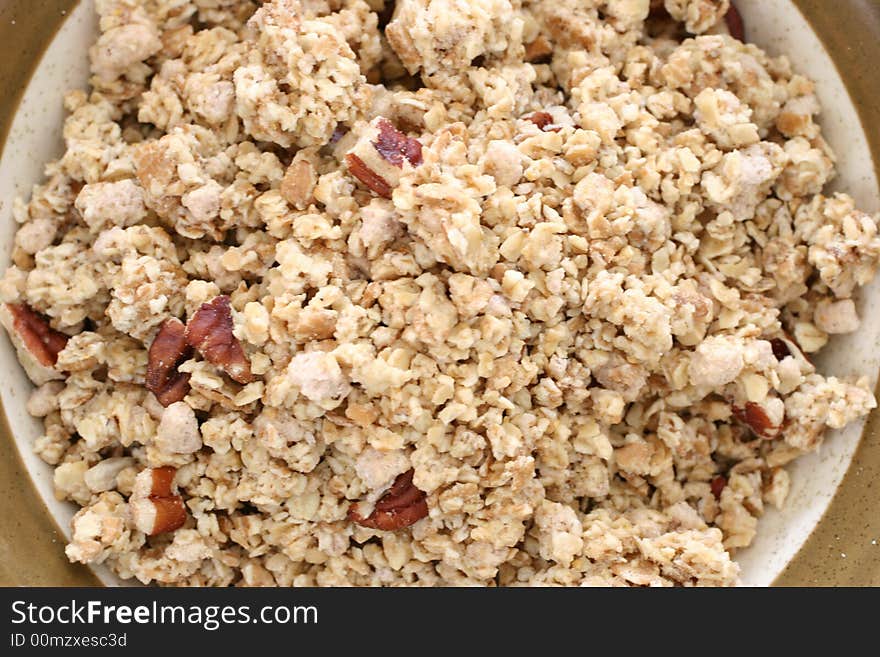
(348, 469, 428, 531)
(526, 111, 560, 132)
(346, 117, 422, 198)
(0, 303, 68, 384)
(724, 3, 745, 41)
(710, 475, 727, 500)
(26, 380, 65, 417)
(185, 295, 253, 384)
(130, 466, 187, 536)
(146, 317, 192, 407)
(732, 400, 784, 439)
(373, 118, 423, 167)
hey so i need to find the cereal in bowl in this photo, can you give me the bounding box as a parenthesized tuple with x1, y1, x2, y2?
(3, 0, 879, 586)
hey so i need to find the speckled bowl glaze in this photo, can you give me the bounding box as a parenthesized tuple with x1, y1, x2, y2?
(1, 0, 879, 586)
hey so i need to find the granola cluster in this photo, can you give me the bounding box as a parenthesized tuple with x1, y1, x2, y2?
(3, 0, 879, 586)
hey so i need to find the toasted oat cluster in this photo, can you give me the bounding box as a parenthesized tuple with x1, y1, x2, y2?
(3, 0, 879, 587)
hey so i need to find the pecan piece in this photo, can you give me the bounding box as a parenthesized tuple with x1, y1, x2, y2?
(346, 153, 393, 198)
(710, 475, 727, 500)
(0, 303, 68, 384)
(185, 295, 253, 384)
(346, 117, 422, 198)
(769, 337, 790, 361)
(769, 332, 813, 366)
(348, 469, 428, 531)
(146, 317, 192, 407)
(732, 401, 783, 439)
(725, 3, 745, 41)
(373, 117, 423, 167)
(526, 111, 561, 132)
(130, 466, 187, 536)
(330, 124, 348, 143)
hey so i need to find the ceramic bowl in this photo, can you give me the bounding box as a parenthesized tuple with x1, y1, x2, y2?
(1, 0, 879, 586)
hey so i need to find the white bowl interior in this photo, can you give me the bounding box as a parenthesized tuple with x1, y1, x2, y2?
(0, 0, 877, 586)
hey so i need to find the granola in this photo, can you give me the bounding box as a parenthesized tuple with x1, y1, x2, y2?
(3, 0, 880, 587)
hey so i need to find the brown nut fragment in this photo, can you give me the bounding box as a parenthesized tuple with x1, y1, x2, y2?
(346, 153, 393, 198)
(348, 469, 428, 531)
(330, 125, 348, 143)
(769, 337, 790, 361)
(710, 475, 727, 500)
(732, 401, 783, 439)
(185, 295, 254, 384)
(0, 303, 68, 384)
(138, 464, 177, 498)
(131, 496, 187, 536)
(526, 112, 561, 132)
(725, 3, 745, 41)
(146, 317, 192, 407)
(346, 117, 422, 198)
(130, 466, 187, 536)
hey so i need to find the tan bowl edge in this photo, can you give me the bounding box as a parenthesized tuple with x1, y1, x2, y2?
(0, 0, 98, 586)
(0, 0, 878, 587)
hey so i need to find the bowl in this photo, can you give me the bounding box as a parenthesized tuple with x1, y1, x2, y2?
(1, 0, 879, 586)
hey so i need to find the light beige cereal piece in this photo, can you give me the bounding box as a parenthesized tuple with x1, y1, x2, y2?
(793, 321, 828, 353)
(356, 447, 410, 493)
(533, 500, 584, 567)
(693, 87, 759, 150)
(481, 140, 524, 188)
(615, 441, 655, 476)
(155, 401, 202, 454)
(664, 0, 730, 34)
(763, 468, 790, 510)
(813, 298, 860, 335)
(689, 335, 744, 388)
(183, 73, 236, 126)
(25, 241, 105, 328)
(591, 389, 626, 426)
(702, 142, 785, 221)
(386, 0, 523, 75)
(26, 381, 65, 417)
(54, 460, 91, 506)
(65, 492, 131, 564)
(133, 128, 229, 240)
(796, 194, 880, 298)
(234, 0, 366, 148)
(357, 199, 404, 258)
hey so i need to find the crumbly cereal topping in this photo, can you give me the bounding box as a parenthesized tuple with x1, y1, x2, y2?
(4, 0, 879, 586)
